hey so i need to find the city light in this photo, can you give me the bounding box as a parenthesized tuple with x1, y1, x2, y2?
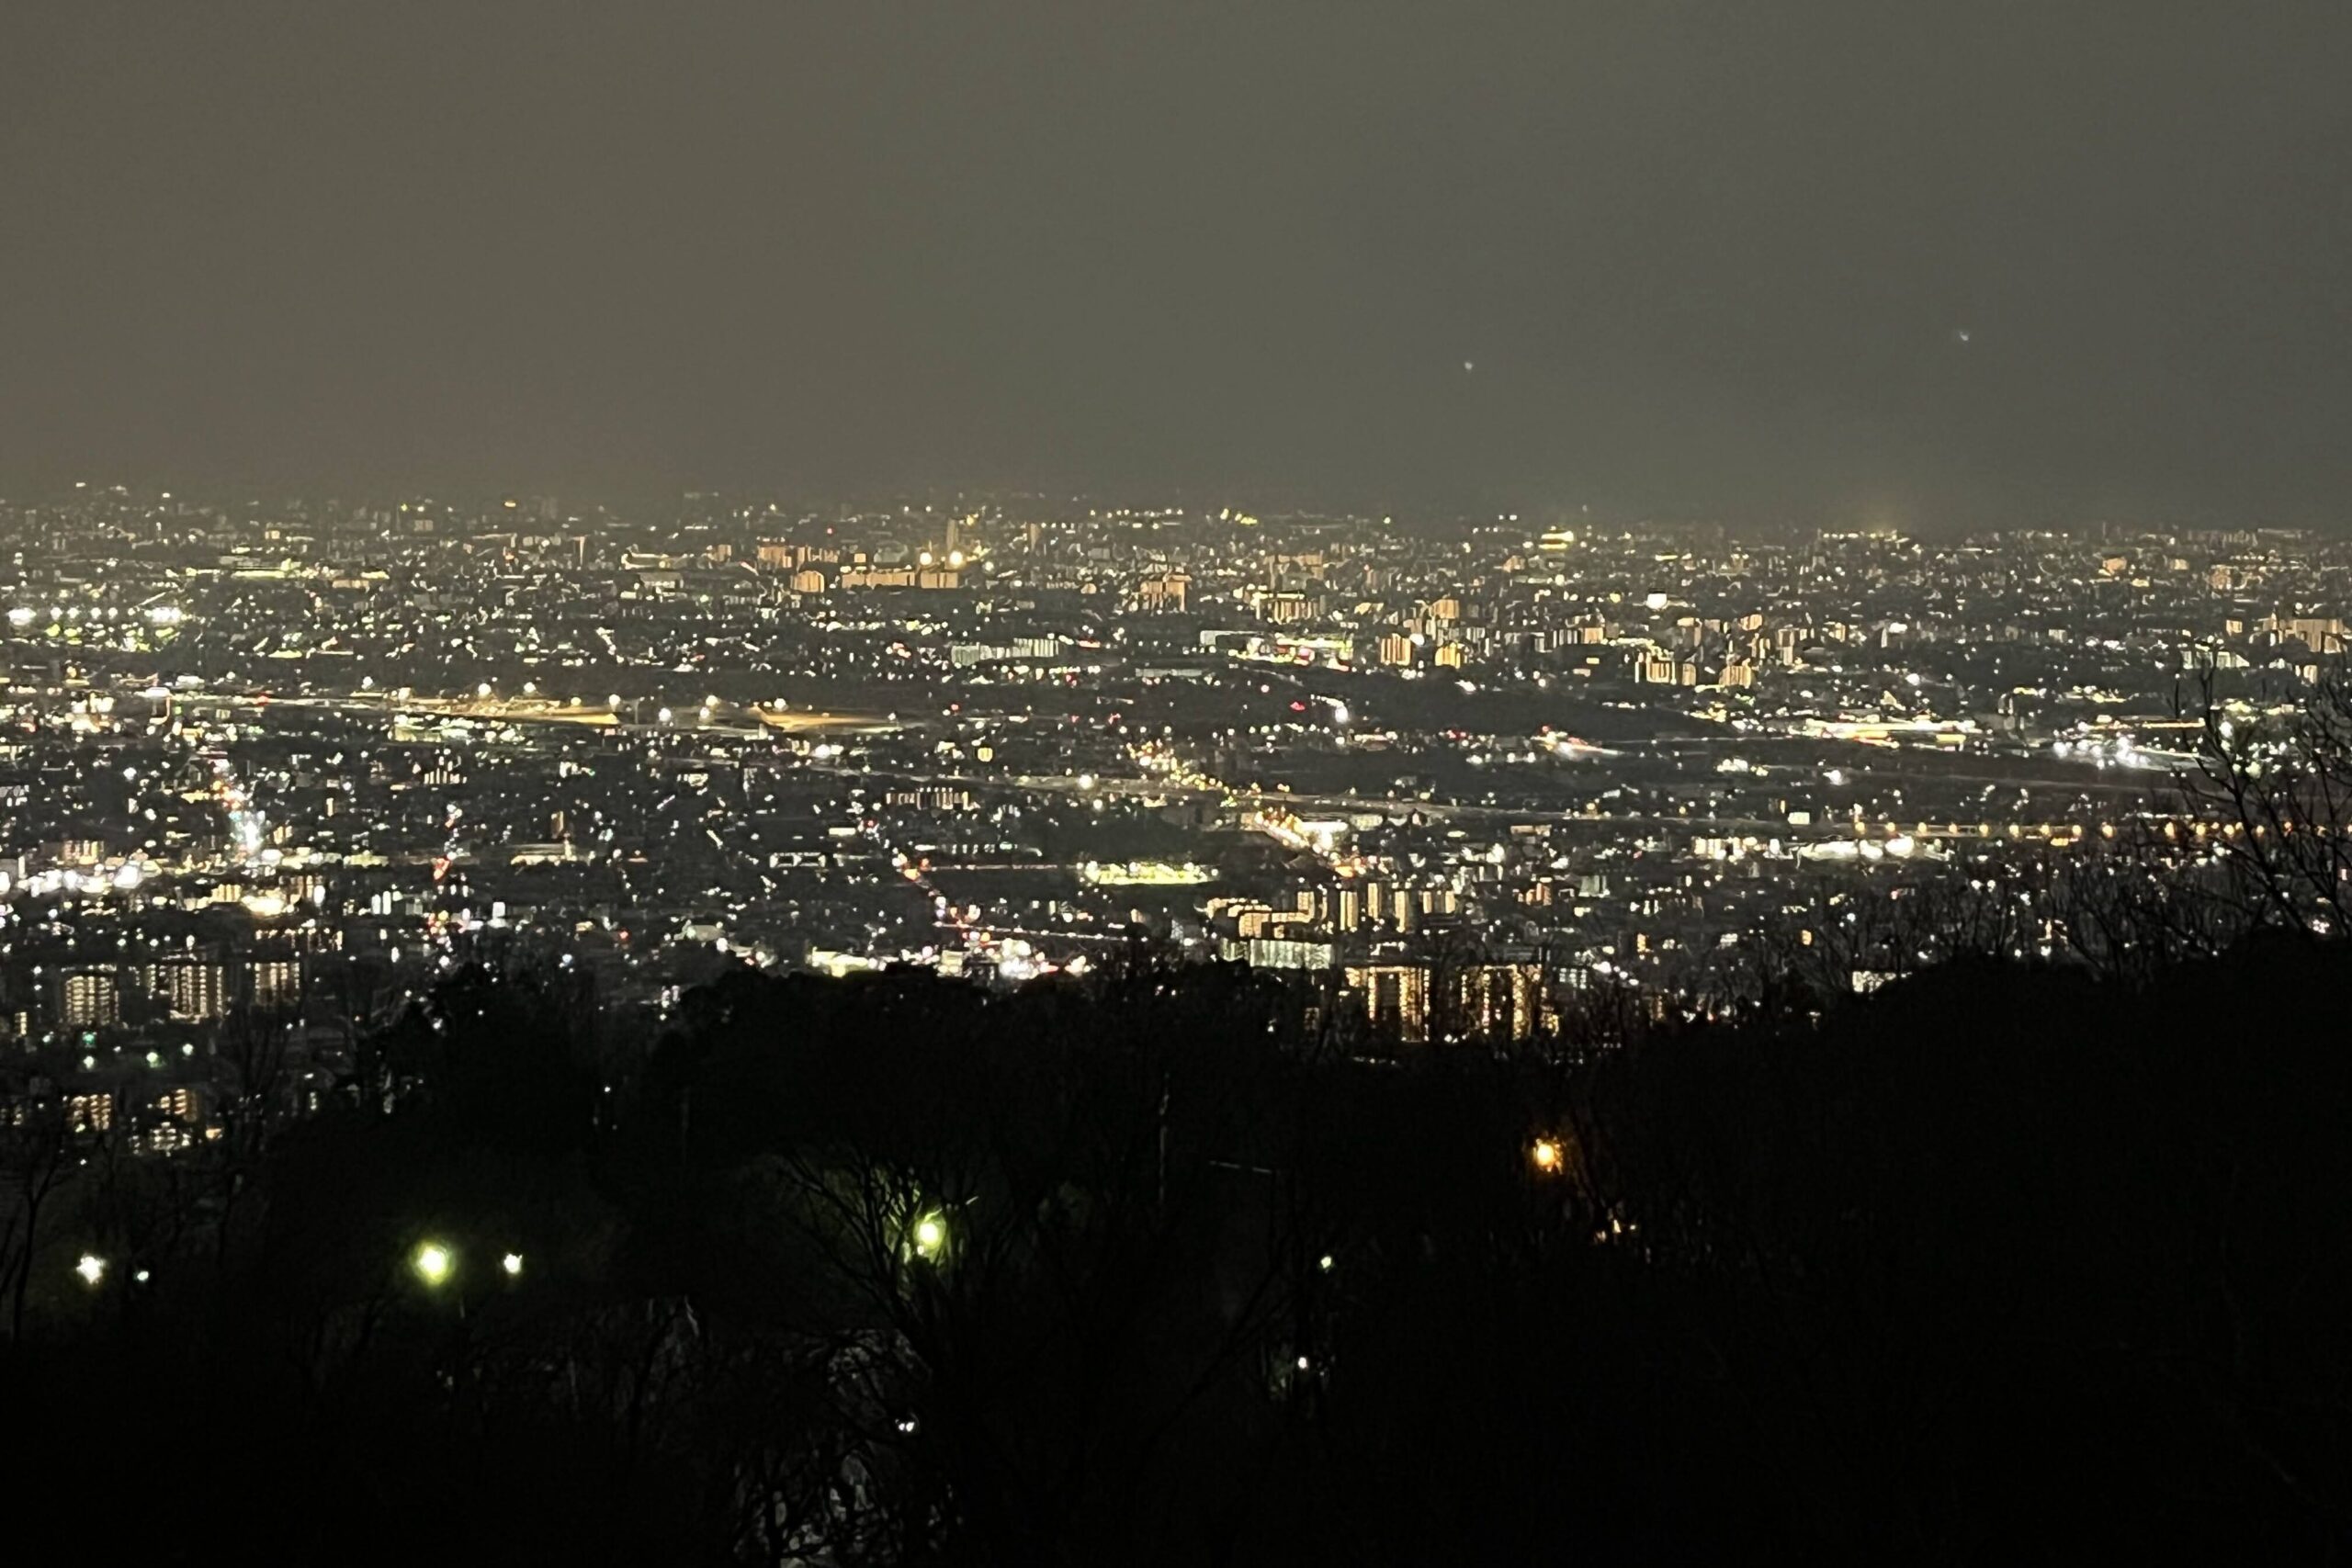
(0, 22, 2332, 1559)
(413, 1242, 454, 1286)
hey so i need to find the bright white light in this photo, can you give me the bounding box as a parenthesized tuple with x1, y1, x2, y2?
(413, 1242, 454, 1286)
(501, 1252, 524, 1278)
(75, 1254, 106, 1286)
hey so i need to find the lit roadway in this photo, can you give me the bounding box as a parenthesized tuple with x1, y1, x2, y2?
(233, 688, 2189, 848)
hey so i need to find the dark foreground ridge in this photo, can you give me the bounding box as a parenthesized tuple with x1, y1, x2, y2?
(7, 941, 2350, 1563)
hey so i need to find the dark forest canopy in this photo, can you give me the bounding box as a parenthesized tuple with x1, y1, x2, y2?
(5, 936, 2349, 1563)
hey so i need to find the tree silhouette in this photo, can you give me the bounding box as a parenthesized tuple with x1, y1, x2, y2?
(6, 901, 2352, 1561)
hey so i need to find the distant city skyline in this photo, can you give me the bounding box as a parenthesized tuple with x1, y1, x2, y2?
(8, 8, 2352, 1558)
(0, 478, 2331, 546)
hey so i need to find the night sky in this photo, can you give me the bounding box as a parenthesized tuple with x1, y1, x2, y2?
(4, 2, 2348, 525)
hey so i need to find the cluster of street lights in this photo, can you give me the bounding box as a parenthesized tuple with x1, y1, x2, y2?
(74, 1241, 523, 1300)
(71, 1254, 153, 1288)
(411, 1240, 525, 1289)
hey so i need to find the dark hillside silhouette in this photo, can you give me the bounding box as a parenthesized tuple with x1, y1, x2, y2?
(6, 940, 2349, 1562)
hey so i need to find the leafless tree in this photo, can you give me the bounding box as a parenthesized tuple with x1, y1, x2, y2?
(0, 1095, 76, 1344)
(2177, 661, 2352, 936)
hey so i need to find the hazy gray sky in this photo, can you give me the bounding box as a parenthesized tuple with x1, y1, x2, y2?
(4, 2, 2347, 525)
